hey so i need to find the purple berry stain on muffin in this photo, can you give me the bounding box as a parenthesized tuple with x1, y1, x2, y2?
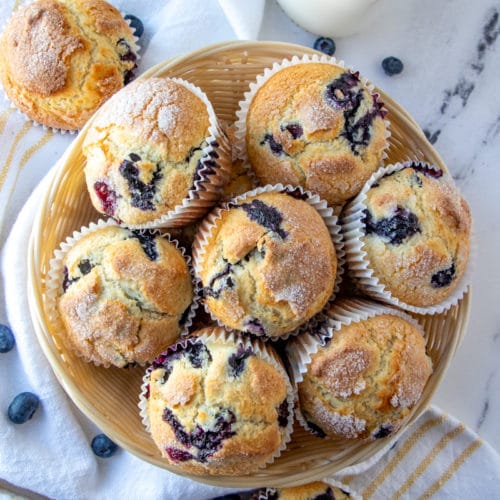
(277, 399, 289, 427)
(205, 262, 234, 299)
(228, 344, 254, 377)
(325, 72, 361, 110)
(280, 122, 303, 139)
(94, 181, 118, 216)
(304, 417, 327, 438)
(162, 407, 236, 463)
(244, 317, 267, 336)
(116, 38, 137, 63)
(431, 262, 456, 288)
(363, 206, 421, 245)
(119, 153, 163, 211)
(260, 133, 286, 156)
(313, 487, 336, 500)
(372, 423, 393, 439)
(325, 72, 384, 155)
(165, 447, 194, 462)
(240, 199, 288, 239)
(185, 341, 212, 368)
(411, 163, 444, 179)
(130, 230, 159, 260)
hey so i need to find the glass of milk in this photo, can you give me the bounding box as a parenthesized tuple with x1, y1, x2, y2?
(276, 0, 380, 37)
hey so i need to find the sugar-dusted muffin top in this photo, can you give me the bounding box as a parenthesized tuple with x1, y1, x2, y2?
(144, 330, 292, 475)
(195, 191, 337, 338)
(244, 63, 387, 206)
(83, 77, 212, 225)
(57, 225, 193, 367)
(298, 312, 432, 440)
(0, 0, 138, 130)
(360, 163, 471, 307)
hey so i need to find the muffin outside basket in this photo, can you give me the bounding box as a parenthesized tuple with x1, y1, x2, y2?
(26, 41, 471, 488)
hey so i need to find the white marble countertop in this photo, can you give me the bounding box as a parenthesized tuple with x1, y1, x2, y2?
(260, 0, 500, 453)
(0, 0, 498, 497)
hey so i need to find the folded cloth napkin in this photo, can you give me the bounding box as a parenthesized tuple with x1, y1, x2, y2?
(0, 0, 499, 499)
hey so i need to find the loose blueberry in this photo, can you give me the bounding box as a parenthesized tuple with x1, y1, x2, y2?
(363, 206, 421, 245)
(240, 199, 288, 239)
(372, 424, 393, 439)
(94, 181, 118, 216)
(431, 263, 456, 288)
(228, 344, 254, 377)
(382, 56, 404, 76)
(7, 392, 39, 424)
(124, 14, 144, 38)
(0, 324, 15, 353)
(91, 433, 118, 458)
(131, 230, 159, 260)
(313, 36, 336, 56)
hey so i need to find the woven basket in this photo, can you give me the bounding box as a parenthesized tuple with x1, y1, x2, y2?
(27, 41, 470, 488)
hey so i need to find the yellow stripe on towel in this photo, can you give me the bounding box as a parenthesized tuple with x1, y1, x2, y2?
(419, 439, 482, 499)
(392, 423, 466, 499)
(0, 109, 14, 137)
(363, 414, 447, 498)
(0, 121, 32, 192)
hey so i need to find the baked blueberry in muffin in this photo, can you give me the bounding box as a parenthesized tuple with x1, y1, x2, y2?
(56, 224, 194, 367)
(238, 61, 388, 206)
(351, 162, 472, 309)
(142, 328, 293, 475)
(193, 191, 338, 338)
(0, 0, 138, 131)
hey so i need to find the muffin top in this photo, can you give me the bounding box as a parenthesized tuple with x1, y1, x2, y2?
(243, 62, 387, 206)
(0, 0, 138, 130)
(298, 310, 432, 440)
(360, 163, 471, 307)
(57, 225, 193, 367)
(144, 329, 292, 475)
(83, 77, 213, 225)
(194, 191, 337, 338)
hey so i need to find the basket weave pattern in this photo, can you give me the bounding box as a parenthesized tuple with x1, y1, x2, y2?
(27, 41, 470, 488)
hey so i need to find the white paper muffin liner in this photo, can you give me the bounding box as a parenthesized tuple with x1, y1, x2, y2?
(45, 218, 199, 368)
(285, 297, 427, 438)
(233, 53, 391, 199)
(138, 326, 295, 471)
(0, 1, 142, 134)
(340, 161, 473, 314)
(191, 183, 345, 341)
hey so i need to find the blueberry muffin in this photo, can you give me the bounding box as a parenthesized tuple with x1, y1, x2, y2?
(347, 162, 472, 309)
(193, 190, 338, 338)
(142, 329, 293, 475)
(0, 0, 138, 131)
(238, 61, 387, 206)
(56, 224, 194, 367)
(297, 300, 433, 440)
(83, 77, 225, 227)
